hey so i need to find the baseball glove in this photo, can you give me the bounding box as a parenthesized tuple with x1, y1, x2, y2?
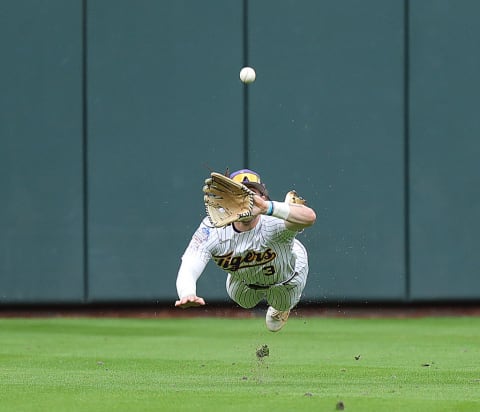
(285, 190, 307, 205)
(203, 172, 256, 228)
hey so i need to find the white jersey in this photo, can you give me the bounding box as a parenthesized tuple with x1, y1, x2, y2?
(182, 215, 307, 287)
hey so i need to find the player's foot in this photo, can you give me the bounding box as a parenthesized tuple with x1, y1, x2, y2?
(265, 306, 290, 332)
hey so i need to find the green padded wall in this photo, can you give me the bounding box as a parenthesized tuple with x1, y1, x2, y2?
(1, 1, 480, 305)
(86, 0, 244, 302)
(409, 1, 480, 300)
(248, 0, 406, 302)
(0, 1, 84, 303)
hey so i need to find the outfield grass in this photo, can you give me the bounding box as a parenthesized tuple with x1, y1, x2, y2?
(0, 314, 479, 411)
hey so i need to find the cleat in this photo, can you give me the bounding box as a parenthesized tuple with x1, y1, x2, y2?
(265, 306, 290, 332)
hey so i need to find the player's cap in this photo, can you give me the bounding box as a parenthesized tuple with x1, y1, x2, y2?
(230, 169, 270, 199)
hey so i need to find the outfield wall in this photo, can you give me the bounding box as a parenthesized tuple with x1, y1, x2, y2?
(1, 1, 479, 305)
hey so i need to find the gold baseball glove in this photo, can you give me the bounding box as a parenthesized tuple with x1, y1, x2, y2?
(203, 172, 255, 228)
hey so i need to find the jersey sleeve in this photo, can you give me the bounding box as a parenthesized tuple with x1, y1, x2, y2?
(176, 218, 217, 298)
(182, 217, 217, 263)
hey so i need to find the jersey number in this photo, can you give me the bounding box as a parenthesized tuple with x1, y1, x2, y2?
(262, 265, 276, 276)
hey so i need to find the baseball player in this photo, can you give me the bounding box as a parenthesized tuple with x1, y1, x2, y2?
(174, 169, 316, 332)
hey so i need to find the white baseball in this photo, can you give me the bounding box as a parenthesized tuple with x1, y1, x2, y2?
(239, 67, 256, 84)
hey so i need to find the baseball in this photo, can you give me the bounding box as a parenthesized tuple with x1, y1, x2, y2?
(239, 67, 256, 84)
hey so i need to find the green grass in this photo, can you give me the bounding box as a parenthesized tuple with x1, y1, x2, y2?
(1, 315, 479, 411)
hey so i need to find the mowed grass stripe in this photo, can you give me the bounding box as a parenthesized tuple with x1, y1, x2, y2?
(0, 316, 479, 412)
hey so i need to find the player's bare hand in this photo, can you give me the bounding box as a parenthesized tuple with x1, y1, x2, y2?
(174, 295, 206, 309)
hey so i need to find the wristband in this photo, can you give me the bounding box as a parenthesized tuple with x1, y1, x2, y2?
(270, 201, 290, 220)
(266, 201, 274, 216)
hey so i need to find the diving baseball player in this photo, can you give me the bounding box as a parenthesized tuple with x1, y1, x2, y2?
(175, 169, 316, 332)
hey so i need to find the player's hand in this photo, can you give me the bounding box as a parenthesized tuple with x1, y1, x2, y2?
(174, 295, 206, 309)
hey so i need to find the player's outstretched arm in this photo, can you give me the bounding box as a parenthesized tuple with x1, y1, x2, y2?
(253, 193, 316, 231)
(175, 251, 208, 309)
(175, 295, 206, 309)
(283, 203, 316, 231)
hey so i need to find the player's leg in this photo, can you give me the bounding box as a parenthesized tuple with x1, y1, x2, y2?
(266, 264, 308, 309)
(226, 274, 265, 309)
(265, 240, 309, 331)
